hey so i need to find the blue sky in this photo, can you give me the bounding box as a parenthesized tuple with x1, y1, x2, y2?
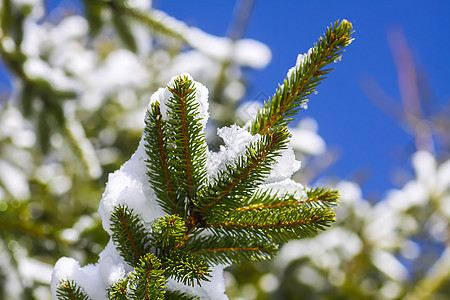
(156, 0, 450, 197)
(2, 1, 450, 198)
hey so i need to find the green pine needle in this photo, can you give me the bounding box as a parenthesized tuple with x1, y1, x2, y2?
(144, 101, 180, 215)
(56, 279, 90, 300)
(250, 19, 353, 135)
(110, 205, 153, 267)
(306, 187, 340, 207)
(204, 191, 337, 244)
(186, 234, 278, 265)
(162, 250, 211, 286)
(117, 3, 187, 43)
(195, 127, 290, 214)
(108, 279, 128, 300)
(145, 75, 207, 218)
(165, 290, 200, 300)
(151, 214, 186, 250)
(128, 253, 166, 300)
(165, 75, 207, 200)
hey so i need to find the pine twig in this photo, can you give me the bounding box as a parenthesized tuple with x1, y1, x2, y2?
(250, 19, 354, 135)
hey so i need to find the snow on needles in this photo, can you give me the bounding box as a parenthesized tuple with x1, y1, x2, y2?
(51, 73, 304, 300)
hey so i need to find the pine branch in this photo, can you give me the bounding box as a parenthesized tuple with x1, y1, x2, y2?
(112, 3, 187, 43)
(196, 127, 290, 214)
(58, 18, 353, 299)
(128, 253, 166, 300)
(145, 76, 208, 217)
(110, 205, 153, 267)
(306, 187, 340, 206)
(162, 250, 211, 286)
(144, 102, 180, 215)
(151, 215, 186, 250)
(165, 290, 199, 300)
(83, 0, 104, 36)
(186, 235, 277, 265)
(205, 200, 336, 244)
(56, 279, 90, 300)
(250, 19, 354, 135)
(107, 0, 138, 52)
(108, 279, 128, 300)
(165, 75, 207, 201)
(235, 187, 339, 211)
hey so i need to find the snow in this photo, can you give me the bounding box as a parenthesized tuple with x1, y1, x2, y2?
(97, 135, 165, 235)
(149, 73, 210, 130)
(148, 9, 271, 69)
(207, 124, 260, 180)
(166, 264, 228, 300)
(236, 100, 262, 123)
(50, 15, 89, 43)
(187, 28, 271, 69)
(52, 73, 307, 299)
(24, 57, 79, 91)
(262, 178, 306, 199)
(286, 50, 312, 79)
(128, 0, 152, 10)
(0, 161, 30, 200)
(0, 240, 22, 299)
(371, 250, 409, 281)
(289, 118, 326, 156)
(18, 256, 53, 284)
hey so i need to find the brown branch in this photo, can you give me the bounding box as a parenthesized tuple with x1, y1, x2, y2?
(207, 214, 324, 229)
(235, 190, 335, 211)
(118, 209, 141, 260)
(193, 246, 265, 255)
(169, 83, 195, 199)
(257, 35, 346, 135)
(153, 106, 177, 212)
(198, 133, 276, 214)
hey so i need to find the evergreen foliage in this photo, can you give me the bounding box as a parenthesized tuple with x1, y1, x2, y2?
(250, 20, 353, 135)
(110, 205, 153, 266)
(127, 253, 166, 300)
(56, 279, 90, 300)
(108, 279, 128, 300)
(81, 0, 195, 52)
(0, 1, 275, 298)
(55, 19, 352, 299)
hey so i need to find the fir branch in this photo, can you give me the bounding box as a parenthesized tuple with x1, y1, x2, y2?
(81, 0, 187, 48)
(151, 215, 186, 250)
(196, 127, 290, 214)
(162, 250, 211, 286)
(306, 187, 340, 206)
(144, 102, 179, 215)
(165, 75, 207, 201)
(250, 19, 354, 135)
(112, 3, 187, 43)
(205, 202, 336, 244)
(110, 205, 152, 267)
(235, 187, 339, 211)
(56, 279, 90, 300)
(186, 235, 277, 265)
(82, 0, 104, 36)
(108, 279, 128, 300)
(165, 290, 199, 300)
(68, 18, 352, 299)
(107, 0, 138, 52)
(128, 253, 166, 300)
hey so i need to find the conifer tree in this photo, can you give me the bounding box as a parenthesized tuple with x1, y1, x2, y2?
(0, 1, 271, 298)
(52, 20, 353, 299)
